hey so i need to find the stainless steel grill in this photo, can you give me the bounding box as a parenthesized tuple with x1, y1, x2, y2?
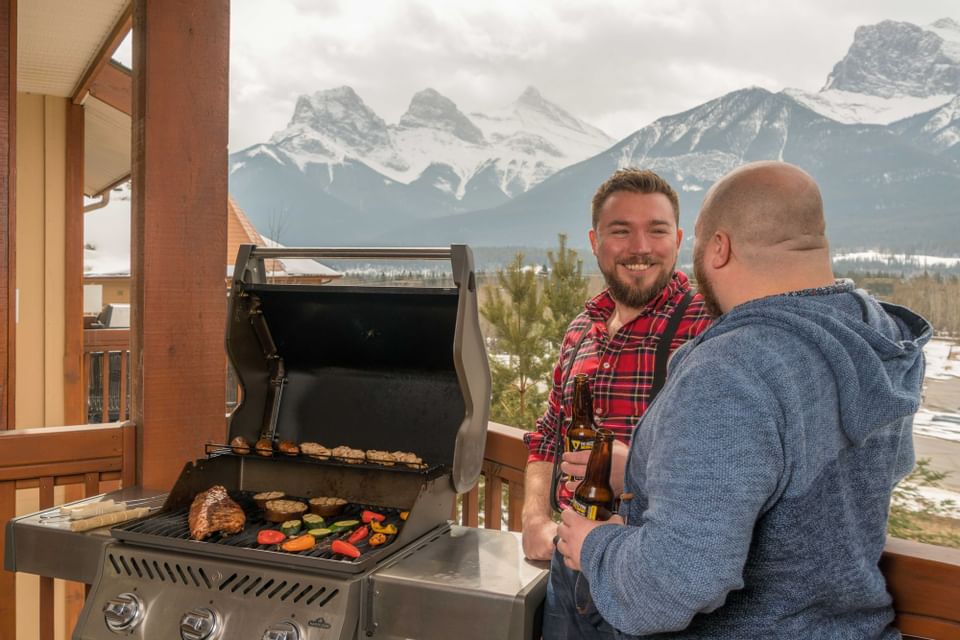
(3, 245, 546, 640)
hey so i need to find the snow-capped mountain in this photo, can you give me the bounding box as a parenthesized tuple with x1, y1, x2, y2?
(228, 85, 613, 243)
(891, 95, 960, 159)
(396, 86, 960, 251)
(787, 18, 959, 125)
(229, 16, 960, 253)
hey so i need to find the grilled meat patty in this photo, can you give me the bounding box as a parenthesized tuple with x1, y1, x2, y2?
(188, 485, 246, 540)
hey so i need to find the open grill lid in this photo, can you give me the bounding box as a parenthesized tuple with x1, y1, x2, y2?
(225, 245, 490, 493)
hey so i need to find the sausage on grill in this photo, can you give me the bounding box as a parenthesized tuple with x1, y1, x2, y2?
(188, 485, 246, 540)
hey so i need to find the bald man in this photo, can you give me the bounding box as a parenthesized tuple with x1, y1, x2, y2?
(555, 162, 931, 638)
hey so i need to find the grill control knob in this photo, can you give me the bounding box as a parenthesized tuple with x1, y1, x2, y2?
(103, 592, 144, 632)
(262, 621, 302, 640)
(180, 607, 220, 640)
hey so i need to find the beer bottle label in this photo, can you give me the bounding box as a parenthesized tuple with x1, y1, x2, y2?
(570, 497, 610, 521)
(568, 438, 594, 453)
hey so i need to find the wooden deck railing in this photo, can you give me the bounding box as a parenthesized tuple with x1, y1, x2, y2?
(2, 420, 959, 638)
(462, 422, 960, 640)
(82, 329, 131, 423)
(0, 421, 136, 640)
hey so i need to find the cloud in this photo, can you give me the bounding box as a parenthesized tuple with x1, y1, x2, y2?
(227, 0, 958, 150)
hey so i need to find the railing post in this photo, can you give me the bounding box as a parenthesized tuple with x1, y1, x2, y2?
(39, 476, 54, 640)
(0, 480, 15, 639)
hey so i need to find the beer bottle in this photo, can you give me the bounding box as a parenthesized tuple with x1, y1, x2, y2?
(570, 429, 616, 521)
(566, 374, 597, 454)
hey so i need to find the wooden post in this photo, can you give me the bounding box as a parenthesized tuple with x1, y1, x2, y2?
(130, 0, 229, 490)
(64, 102, 85, 424)
(0, 0, 15, 430)
(0, 480, 14, 639)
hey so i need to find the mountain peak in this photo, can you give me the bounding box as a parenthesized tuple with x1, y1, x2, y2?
(397, 88, 486, 144)
(516, 86, 546, 106)
(272, 85, 393, 156)
(822, 20, 960, 98)
(930, 17, 960, 32)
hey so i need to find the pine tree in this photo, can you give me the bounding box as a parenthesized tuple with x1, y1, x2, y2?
(481, 252, 551, 430)
(542, 233, 589, 354)
(481, 237, 590, 430)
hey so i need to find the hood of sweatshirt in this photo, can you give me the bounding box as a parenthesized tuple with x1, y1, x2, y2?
(682, 288, 931, 447)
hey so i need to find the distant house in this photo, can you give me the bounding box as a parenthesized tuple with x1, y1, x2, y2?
(84, 196, 341, 309)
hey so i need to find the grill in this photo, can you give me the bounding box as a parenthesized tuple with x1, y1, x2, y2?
(47, 246, 546, 640)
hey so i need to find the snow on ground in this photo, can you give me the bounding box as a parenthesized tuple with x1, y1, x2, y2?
(833, 250, 960, 268)
(924, 338, 960, 381)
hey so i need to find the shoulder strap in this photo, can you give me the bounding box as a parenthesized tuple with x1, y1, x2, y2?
(649, 290, 693, 404)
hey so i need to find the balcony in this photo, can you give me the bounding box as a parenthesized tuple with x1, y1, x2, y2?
(3, 420, 960, 639)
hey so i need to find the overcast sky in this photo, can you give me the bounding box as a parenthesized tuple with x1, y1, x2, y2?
(225, 0, 957, 151)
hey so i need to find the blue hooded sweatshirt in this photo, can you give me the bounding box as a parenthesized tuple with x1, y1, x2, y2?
(580, 284, 931, 639)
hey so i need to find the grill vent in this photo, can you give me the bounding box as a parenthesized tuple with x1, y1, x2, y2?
(105, 552, 341, 607)
(107, 553, 206, 589)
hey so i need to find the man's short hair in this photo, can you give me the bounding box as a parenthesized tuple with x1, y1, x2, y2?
(591, 168, 680, 228)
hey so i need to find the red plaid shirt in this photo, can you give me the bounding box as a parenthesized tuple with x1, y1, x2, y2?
(524, 271, 712, 503)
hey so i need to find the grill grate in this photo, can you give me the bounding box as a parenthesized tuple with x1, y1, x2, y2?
(115, 491, 405, 563)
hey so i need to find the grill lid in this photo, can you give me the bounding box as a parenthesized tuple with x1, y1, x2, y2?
(225, 245, 490, 493)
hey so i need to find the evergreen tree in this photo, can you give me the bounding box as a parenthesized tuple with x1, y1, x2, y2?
(542, 233, 589, 354)
(481, 237, 591, 430)
(481, 252, 551, 430)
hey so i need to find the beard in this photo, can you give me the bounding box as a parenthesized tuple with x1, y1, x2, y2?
(693, 243, 723, 318)
(600, 257, 675, 310)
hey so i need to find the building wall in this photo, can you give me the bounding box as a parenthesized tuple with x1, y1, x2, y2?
(15, 93, 67, 427)
(84, 276, 130, 306)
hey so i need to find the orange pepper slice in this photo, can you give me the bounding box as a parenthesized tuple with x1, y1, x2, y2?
(280, 534, 315, 553)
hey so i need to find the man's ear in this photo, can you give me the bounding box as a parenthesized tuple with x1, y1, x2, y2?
(589, 228, 598, 256)
(675, 227, 683, 249)
(712, 230, 732, 268)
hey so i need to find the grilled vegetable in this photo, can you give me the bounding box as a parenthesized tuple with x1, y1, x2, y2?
(331, 540, 361, 558)
(330, 519, 359, 532)
(303, 514, 325, 528)
(370, 521, 397, 535)
(347, 525, 369, 544)
(361, 510, 386, 523)
(400, 511, 410, 521)
(281, 534, 316, 553)
(368, 532, 388, 547)
(257, 529, 285, 545)
(307, 528, 333, 539)
(280, 520, 302, 537)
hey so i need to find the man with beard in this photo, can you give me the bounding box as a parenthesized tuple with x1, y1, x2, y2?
(522, 169, 712, 638)
(556, 161, 930, 639)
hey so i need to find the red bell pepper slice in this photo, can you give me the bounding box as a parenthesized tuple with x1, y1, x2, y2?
(361, 510, 386, 523)
(347, 525, 369, 545)
(331, 539, 361, 558)
(257, 529, 285, 545)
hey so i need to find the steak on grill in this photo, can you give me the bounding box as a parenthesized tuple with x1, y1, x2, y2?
(188, 485, 246, 540)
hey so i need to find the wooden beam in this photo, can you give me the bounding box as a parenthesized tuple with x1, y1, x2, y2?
(89, 61, 131, 116)
(72, 2, 132, 105)
(0, 422, 124, 467)
(64, 103, 85, 424)
(881, 537, 960, 635)
(0, 0, 15, 430)
(0, 481, 14, 639)
(131, 0, 229, 490)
